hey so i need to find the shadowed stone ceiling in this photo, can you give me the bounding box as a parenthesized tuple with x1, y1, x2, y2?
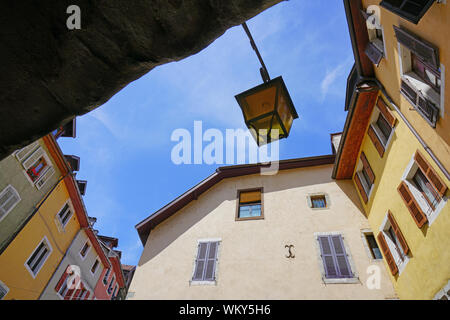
(0, 0, 282, 160)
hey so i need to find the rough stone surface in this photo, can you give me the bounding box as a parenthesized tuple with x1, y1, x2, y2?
(0, 0, 282, 160)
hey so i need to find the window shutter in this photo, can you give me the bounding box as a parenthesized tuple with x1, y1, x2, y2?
(84, 290, 90, 300)
(376, 232, 398, 275)
(35, 167, 55, 190)
(354, 173, 368, 204)
(330, 235, 352, 277)
(193, 242, 208, 281)
(0, 185, 21, 217)
(387, 211, 409, 254)
(360, 9, 370, 21)
(365, 42, 383, 66)
(381, 0, 436, 25)
(414, 151, 447, 197)
(368, 125, 385, 157)
(416, 96, 439, 128)
(204, 242, 219, 281)
(318, 236, 338, 278)
(393, 26, 439, 70)
(15, 142, 38, 162)
(54, 267, 69, 292)
(360, 152, 375, 184)
(401, 79, 418, 105)
(397, 181, 428, 228)
(22, 147, 45, 170)
(377, 98, 396, 127)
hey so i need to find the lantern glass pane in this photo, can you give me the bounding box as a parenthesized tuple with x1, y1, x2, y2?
(250, 115, 284, 145)
(242, 86, 276, 121)
(277, 91, 294, 135)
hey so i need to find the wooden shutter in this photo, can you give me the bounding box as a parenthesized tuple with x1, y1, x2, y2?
(377, 98, 396, 127)
(387, 211, 409, 255)
(54, 267, 69, 292)
(330, 235, 352, 278)
(193, 242, 208, 281)
(84, 290, 90, 300)
(397, 181, 428, 228)
(365, 42, 383, 66)
(393, 26, 439, 70)
(360, 152, 375, 184)
(414, 151, 447, 197)
(204, 242, 219, 281)
(377, 232, 398, 275)
(354, 173, 368, 204)
(368, 125, 385, 157)
(381, 0, 436, 24)
(318, 236, 338, 278)
(240, 190, 261, 204)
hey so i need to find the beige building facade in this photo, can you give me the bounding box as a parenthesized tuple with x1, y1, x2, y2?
(129, 156, 396, 299)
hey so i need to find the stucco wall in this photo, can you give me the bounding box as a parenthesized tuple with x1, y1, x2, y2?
(353, 91, 450, 299)
(129, 165, 396, 300)
(40, 229, 103, 300)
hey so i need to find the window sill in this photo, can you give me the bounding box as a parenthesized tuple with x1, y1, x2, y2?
(322, 277, 359, 284)
(189, 280, 217, 286)
(235, 216, 264, 222)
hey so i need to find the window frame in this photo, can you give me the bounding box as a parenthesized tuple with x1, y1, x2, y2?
(103, 268, 111, 286)
(401, 154, 447, 226)
(55, 200, 74, 230)
(107, 276, 115, 295)
(235, 188, 264, 221)
(24, 236, 53, 278)
(90, 258, 100, 275)
(79, 241, 91, 260)
(190, 238, 221, 286)
(307, 193, 331, 210)
(0, 185, 21, 222)
(0, 280, 9, 300)
(433, 280, 450, 300)
(379, 213, 410, 275)
(361, 229, 383, 262)
(313, 232, 359, 284)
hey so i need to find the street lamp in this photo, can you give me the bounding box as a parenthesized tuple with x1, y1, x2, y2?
(235, 22, 298, 146)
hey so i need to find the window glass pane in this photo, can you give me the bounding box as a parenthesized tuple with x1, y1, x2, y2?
(239, 204, 261, 218)
(311, 196, 326, 208)
(366, 234, 382, 259)
(376, 114, 392, 144)
(413, 170, 439, 207)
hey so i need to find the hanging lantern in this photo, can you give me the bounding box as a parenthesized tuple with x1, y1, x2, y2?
(235, 76, 298, 146)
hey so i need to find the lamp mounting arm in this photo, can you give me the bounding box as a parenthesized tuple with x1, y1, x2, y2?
(242, 22, 271, 83)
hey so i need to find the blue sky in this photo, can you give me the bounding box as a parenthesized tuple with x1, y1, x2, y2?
(58, 0, 354, 266)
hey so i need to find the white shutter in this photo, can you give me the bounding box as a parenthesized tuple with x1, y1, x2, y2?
(22, 147, 45, 170)
(15, 141, 39, 162)
(35, 167, 55, 190)
(0, 185, 21, 219)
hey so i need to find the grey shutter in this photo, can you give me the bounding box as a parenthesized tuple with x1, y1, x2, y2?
(401, 79, 439, 127)
(401, 79, 418, 105)
(330, 236, 352, 278)
(365, 42, 383, 66)
(0, 186, 20, 217)
(381, 0, 436, 24)
(15, 142, 38, 162)
(393, 26, 439, 70)
(193, 242, 208, 281)
(318, 236, 338, 278)
(22, 147, 45, 170)
(204, 242, 219, 281)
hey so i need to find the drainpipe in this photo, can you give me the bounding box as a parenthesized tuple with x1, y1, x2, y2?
(373, 79, 450, 181)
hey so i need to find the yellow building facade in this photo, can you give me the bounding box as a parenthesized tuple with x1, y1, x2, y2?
(0, 179, 80, 299)
(336, 0, 450, 299)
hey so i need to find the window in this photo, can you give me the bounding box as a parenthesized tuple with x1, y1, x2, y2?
(91, 259, 99, 274)
(367, 97, 396, 158)
(361, 8, 386, 66)
(380, 0, 436, 24)
(308, 193, 330, 209)
(107, 276, 115, 295)
(0, 281, 9, 300)
(433, 280, 450, 300)
(398, 151, 447, 226)
(16, 144, 55, 190)
(354, 152, 375, 204)
(80, 241, 90, 259)
(192, 240, 220, 284)
(377, 211, 410, 275)
(316, 234, 357, 283)
(0, 185, 21, 221)
(103, 268, 111, 285)
(236, 189, 263, 221)
(112, 285, 118, 298)
(56, 202, 73, 228)
(25, 237, 52, 277)
(364, 233, 383, 260)
(395, 26, 442, 127)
